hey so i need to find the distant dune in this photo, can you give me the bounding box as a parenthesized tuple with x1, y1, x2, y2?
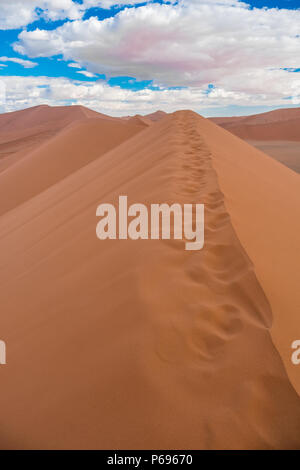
(0, 106, 299, 449)
(210, 107, 300, 172)
(121, 110, 167, 124)
(0, 105, 117, 174)
(0, 116, 145, 216)
(246, 140, 300, 173)
(144, 110, 167, 122)
(210, 107, 300, 139)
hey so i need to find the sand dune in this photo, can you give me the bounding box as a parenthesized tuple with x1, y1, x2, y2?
(198, 118, 300, 396)
(210, 107, 300, 141)
(0, 104, 110, 134)
(0, 126, 57, 172)
(0, 108, 299, 449)
(246, 140, 300, 174)
(126, 115, 151, 127)
(221, 118, 300, 142)
(145, 110, 167, 122)
(0, 105, 117, 174)
(0, 117, 145, 216)
(211, 107, 300, 172)
(210, 107, 300, 131)
(122, 111, 166, 124)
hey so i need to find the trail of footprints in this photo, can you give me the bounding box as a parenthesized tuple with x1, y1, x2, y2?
(168, 112, 272, 361)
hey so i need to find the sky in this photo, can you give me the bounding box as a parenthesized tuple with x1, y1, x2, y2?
(0, 0, 299, 117)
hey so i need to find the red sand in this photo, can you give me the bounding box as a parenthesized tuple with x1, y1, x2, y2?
(0, 105, 117, 174)
(0, 117, 145, 216)
(0, 106, 299, 449)
(210, 107, 300, 141)
(211, 107, 300, 172)
(145, 110, 167, 122)
(246, 140, 300, 174)
(199, 118, 300, 397)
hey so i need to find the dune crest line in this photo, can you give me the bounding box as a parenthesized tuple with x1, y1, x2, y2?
(0, 109, 299, 449)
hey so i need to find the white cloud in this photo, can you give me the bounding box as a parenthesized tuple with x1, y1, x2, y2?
(0, 74, 299, 117)
(68, 62, 82, 68)
(0, 56, 38, 68)
(0, 0, 153, 30)
(82, 0, 151, 8)
(1, 1, 300, 111)
(0, 0, 83, 30)
(13, 0, 300, 102)
(76, 70, 97, 77)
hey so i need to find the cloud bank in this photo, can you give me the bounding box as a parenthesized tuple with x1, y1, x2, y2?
(0, 0, 154, 30)
(0, 56, 38, 68)
(0, 74, 299, 117)
(14, 2, 300, 97)
(0, 1, 299, 114)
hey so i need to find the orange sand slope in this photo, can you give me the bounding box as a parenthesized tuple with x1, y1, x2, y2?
(247, 140, 300, 174)
(0, 109, 299, 449)
(145, 110, 167, 122)
(210, 107, 300, 173)
(197, 118, 300, 397)
(0, 117, 146, 216)
(210, 107, 300, 141)
(0, 104, 113, 134)
(0, 105, 117, 173)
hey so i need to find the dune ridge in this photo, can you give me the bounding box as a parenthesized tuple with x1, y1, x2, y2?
(216, 118, 300, 142)
(197, 115, 300, 396)
(210, 107, 300, 173)
(0, 109, 299, 449)
(0, 117, 145, 216)
(0, 105, 118, 174)
(210, 107, 300, 140)
(0, 105, 112, 134)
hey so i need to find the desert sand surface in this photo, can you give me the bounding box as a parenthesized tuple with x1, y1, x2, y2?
(0, 117, 145, 216)
(0, 104, 112, 134)
(0, 105, 118, 174)
(246, 141, 300, 173)
(122, 111, 166, 125)
(197, 117, 300, 396)
(144, 110, 167, 122)
(210, 107, 300, 138)
(0, 107, 299, 449)
(211, 107, 300, 173)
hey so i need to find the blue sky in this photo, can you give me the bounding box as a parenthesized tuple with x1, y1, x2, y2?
(248, 1, 299, 7)
(0, 0, 299, 116)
